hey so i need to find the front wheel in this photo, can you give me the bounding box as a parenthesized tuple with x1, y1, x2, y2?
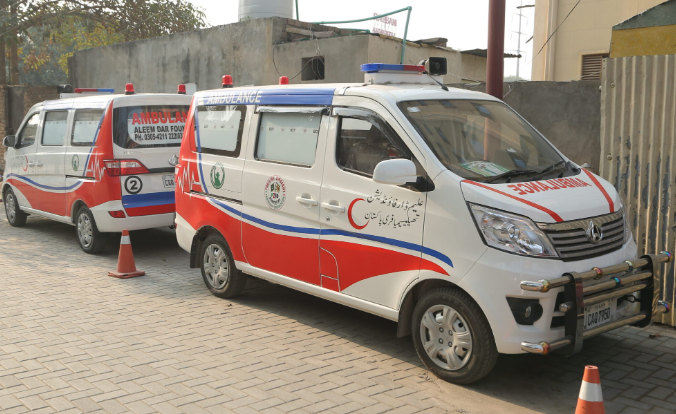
(200, 233, 247, 298)
(412, 287, 498, 384)
(76, 206, 108, 254)
(3, 188, 28, 227)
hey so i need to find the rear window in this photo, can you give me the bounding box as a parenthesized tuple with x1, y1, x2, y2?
(113, 105, 189, 149)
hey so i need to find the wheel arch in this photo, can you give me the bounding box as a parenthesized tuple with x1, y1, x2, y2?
(70, 199, 88, 223)
(190, 225, 223, 268)
(397, 278, 476, 338)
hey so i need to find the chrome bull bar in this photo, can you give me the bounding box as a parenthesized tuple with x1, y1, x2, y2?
(520, 252, 672, 356)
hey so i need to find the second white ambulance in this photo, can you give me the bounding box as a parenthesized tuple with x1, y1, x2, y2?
(174, 61, 670, 383)
(2, 85, 191, 253)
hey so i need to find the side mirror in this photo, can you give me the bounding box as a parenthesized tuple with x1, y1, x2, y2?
(372, 159, 417, 186)
(3, 135, 15, 148)
(168, 154, 179, 166)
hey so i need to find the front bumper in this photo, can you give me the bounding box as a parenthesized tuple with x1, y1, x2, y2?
(519, 252, 672, 355)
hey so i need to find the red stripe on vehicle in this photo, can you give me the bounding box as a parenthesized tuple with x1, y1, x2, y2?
(125, 203, 175, 217)
(463, 180, 564, 222)
(582, 168, 614, 213)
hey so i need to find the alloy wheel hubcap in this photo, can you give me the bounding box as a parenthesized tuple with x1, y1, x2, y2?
(6, 193, 16, 222)
(203, 244, 229, 289)
(77, 214, 93, 248)
(420, 305, 473, 371)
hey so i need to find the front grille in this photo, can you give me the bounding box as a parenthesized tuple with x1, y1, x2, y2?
(538, 210, 625, 261)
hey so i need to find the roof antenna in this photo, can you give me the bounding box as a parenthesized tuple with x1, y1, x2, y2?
(419, 59, 448, 91)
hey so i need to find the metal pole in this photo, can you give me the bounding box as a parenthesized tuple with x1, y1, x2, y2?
(487, 0, 506, 99)
(516, 1, 522, 78)
(400, 7, 412, 64)
(295, 0, 299, 20)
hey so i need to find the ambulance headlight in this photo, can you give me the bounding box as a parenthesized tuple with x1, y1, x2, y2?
(469, 204, 557, 257)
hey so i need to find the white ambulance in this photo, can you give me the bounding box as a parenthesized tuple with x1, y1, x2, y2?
(2, 85, 191, 253)
(174, 61, 671, 383)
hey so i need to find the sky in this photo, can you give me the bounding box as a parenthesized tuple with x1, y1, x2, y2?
(189, 0, 536, 80)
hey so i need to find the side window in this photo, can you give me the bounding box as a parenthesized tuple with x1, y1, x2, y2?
(17, 113, 40, 148)
(336, 115, 412, 177)
(41, 111, 68, 146)
(196, 105, 246, 157)
(255, 112, 321, 167)
(72, 110, 104, 146)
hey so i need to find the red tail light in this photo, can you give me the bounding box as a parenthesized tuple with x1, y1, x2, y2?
(104, 159, 150, 176)
(108, 210, 126, 218)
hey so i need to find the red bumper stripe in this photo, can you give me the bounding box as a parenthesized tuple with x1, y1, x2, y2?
(125, 203, 175, 217)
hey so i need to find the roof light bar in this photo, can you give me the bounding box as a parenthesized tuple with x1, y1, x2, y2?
(74, 88, 115, 93)
(360, 63, 425, 73)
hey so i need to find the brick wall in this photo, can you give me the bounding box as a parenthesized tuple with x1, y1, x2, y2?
(0, 85, 58, 170)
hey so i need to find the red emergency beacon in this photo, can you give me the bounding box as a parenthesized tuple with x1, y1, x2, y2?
(177, 84, 186, 94)
(222, 75, 233, 88)
(279, 76, 289, 85)
(125, 83, 135, 95)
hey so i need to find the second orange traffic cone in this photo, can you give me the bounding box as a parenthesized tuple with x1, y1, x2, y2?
(108, 230, 145, 279)
(575, 365, 605, 414)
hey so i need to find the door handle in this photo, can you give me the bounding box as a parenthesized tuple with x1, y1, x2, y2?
(27, 162, 35, 167)
(36, 161, 43, 167)
(296, 196, 318, 206)
(321, 202, 346, 213)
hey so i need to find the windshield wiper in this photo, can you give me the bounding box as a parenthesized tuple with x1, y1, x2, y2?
(482, 169, 539, 183)
(528, 160, 575, 181)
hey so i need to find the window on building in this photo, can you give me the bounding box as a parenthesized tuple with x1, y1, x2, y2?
(255, 112, 321, 167)
(301, 56, 325, 81)
(196, 105, 246, 157)
(42, 111, 68, 146)
(581, 53, 608, 80)
(17, 113, 40, 148)
(72, 110, 104, 146)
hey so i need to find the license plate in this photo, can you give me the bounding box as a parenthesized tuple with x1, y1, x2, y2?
(162, 174, 175, 189)
(584, 299, 616, 330)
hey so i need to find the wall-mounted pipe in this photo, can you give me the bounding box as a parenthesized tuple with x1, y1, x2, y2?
(311, 6, 412, 64)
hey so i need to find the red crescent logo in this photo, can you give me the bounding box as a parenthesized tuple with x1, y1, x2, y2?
(348, 198, 369, 230)
(23, 156, 28, 171)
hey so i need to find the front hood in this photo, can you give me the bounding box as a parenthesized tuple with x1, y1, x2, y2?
(460, 169, 621, 223)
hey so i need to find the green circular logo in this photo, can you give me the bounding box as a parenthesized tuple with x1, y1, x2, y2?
(72, 155, 80, 171)
(210, 163, 225, 189)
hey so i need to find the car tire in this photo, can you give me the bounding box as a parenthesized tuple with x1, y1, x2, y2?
(76, 206, 107, 254)
(200, 233, 247, 298)
(411, 287, 498, 384)
(3, 187, 28, 227)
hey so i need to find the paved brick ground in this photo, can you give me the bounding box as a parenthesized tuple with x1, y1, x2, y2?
(1, 212, 676, 414)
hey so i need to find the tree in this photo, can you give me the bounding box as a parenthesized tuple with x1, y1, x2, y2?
(0, 0, 206, 85)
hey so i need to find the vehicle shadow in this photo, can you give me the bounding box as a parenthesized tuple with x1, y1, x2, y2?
(5, 216, 668, 414)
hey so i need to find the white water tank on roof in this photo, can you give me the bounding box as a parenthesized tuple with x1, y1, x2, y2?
(238, 0, 293, 21)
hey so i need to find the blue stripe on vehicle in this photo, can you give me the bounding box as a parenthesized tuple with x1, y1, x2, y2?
(196, 88, 335, 106)
(122, 191, 175, 208)
(6, 173, 82, 191)
(207, 198, 453, 267)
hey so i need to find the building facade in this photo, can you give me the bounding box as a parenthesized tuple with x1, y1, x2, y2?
(68, 18, 488, 94)
(531, 0, 667, 81)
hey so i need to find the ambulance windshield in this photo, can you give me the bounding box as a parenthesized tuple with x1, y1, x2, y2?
(398, 100, 569, 182)
(113, 105, 190, 149)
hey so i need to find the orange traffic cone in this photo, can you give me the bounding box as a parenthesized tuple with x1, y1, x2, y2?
(575, 365, 605, 414)
(108, 230, 145, 279)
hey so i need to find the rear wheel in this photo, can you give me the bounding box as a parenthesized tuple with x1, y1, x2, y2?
(3, 188, 27, 227)
(200, 233, 247, 298)
(76, 206, 108, 254)
(412, 287, 498, 384)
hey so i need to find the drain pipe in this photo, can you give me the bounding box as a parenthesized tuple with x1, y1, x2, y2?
(312, 6, 413, 64)
(486, 0, 506, 99)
